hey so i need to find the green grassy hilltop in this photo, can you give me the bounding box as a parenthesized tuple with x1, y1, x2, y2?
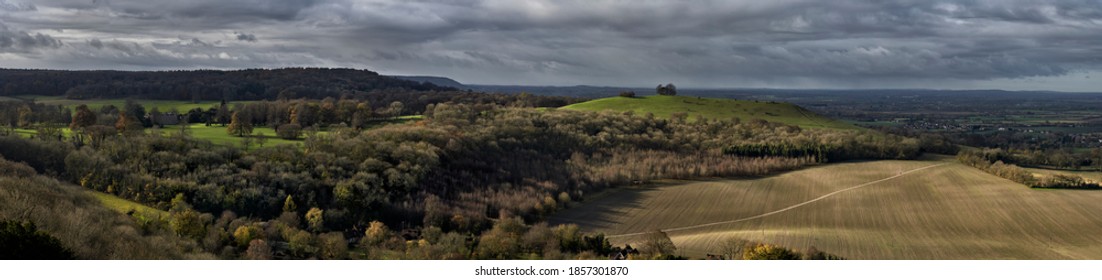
(561, 95, 857, 130)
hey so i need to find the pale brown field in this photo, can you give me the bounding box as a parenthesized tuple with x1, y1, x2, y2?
(551, 159, 1102, 259)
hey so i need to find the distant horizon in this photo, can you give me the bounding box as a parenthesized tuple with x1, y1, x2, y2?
(5, 66, 1098, 94)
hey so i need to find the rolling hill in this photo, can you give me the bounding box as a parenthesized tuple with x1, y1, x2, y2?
(389, 76, 467, 89)
(0, 68, 456, 100)
(550, 158, 1102, 259)
(560, 95, 857, 130)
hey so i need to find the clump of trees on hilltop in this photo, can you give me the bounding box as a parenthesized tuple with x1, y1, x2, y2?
(656, 83, 677, 96)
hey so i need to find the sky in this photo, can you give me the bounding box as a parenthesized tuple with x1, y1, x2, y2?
(1, 0, 1100, 92)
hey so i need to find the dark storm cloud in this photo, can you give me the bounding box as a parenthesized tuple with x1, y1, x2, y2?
(235, 32, 257, 42)
(0, 0, 34, 12)
(0, 23, 62, 53)
(1, 0, 1100, 90)
(30, 0, 316, 22)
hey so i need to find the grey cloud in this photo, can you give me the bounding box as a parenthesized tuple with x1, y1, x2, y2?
(235, 32, 257, 42)
(182, 38, 213, 47)
(0, 0, 34, 12)
(4, 0, 1102, 90)
(51, 37, 328, 70)
(41, 0, 317, 22)
(88, 38, 102, 49)
(0, 23, 62, 53)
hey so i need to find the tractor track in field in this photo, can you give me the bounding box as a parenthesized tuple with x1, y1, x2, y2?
(605, 163, 949, 238)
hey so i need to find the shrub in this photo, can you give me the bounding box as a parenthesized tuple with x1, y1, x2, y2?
(742, 244, 801, 260)
(276, 124, 303, 140)
(638, 230, 677, 258)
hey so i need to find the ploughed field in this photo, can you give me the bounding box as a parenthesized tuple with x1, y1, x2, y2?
(551, 159, 1102, 259)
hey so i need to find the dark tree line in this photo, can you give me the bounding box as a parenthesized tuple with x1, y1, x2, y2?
(725, 143, 831, 160)
(0, 68, 455, 100)
(720, 122, 925, 162)
(958, 149, 1101, 189)
(0, 101, 70, 129)
(947, 143, 1102, 171)
(182, 93, 578, 131)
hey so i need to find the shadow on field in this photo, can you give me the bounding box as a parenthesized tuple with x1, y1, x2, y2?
(546, 184, 662, 233)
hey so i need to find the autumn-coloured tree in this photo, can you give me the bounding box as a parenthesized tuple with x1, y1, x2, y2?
(276, 123, 302, 140)
(69, 104, 96, 130)
(245, 239, 272, 260)
(287, 229, 317, 258)
(318, 232, 347, 260)
(475, 216, 526, 259)
(233, 224, 263, 247)
(282, 195, 297, 213)
(170, 208, 208, 240)
(305, 207, 324, 233)
(742, 244, 801, 260)
(115, 112, 143, 134)
(226, 111, 253, 137)
(16, 104, 32, 128)
(386, 101, 404, 119)
(351, 102, 371, 128)
(361, 220, 392, 248)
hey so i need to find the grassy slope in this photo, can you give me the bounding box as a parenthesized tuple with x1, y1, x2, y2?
(551, 159, 1102, 259)
(560, 95, 857, 130)
(90, 191, 167, 219)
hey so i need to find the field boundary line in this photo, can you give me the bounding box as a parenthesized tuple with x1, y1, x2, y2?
(606, 163, 949, 238)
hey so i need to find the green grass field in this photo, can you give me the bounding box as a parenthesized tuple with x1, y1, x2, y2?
(560, 95, 858, 130)
(16, 95, 248, 112)
(90, 191, 167, 219)
(551, 158, 1102, 259)
(10, 118, 420, 150)
(156, 124, 304, 149)
(12, 128, 38, 138)
(10, 124, 304, 149)
(12, 127, 73, 137)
